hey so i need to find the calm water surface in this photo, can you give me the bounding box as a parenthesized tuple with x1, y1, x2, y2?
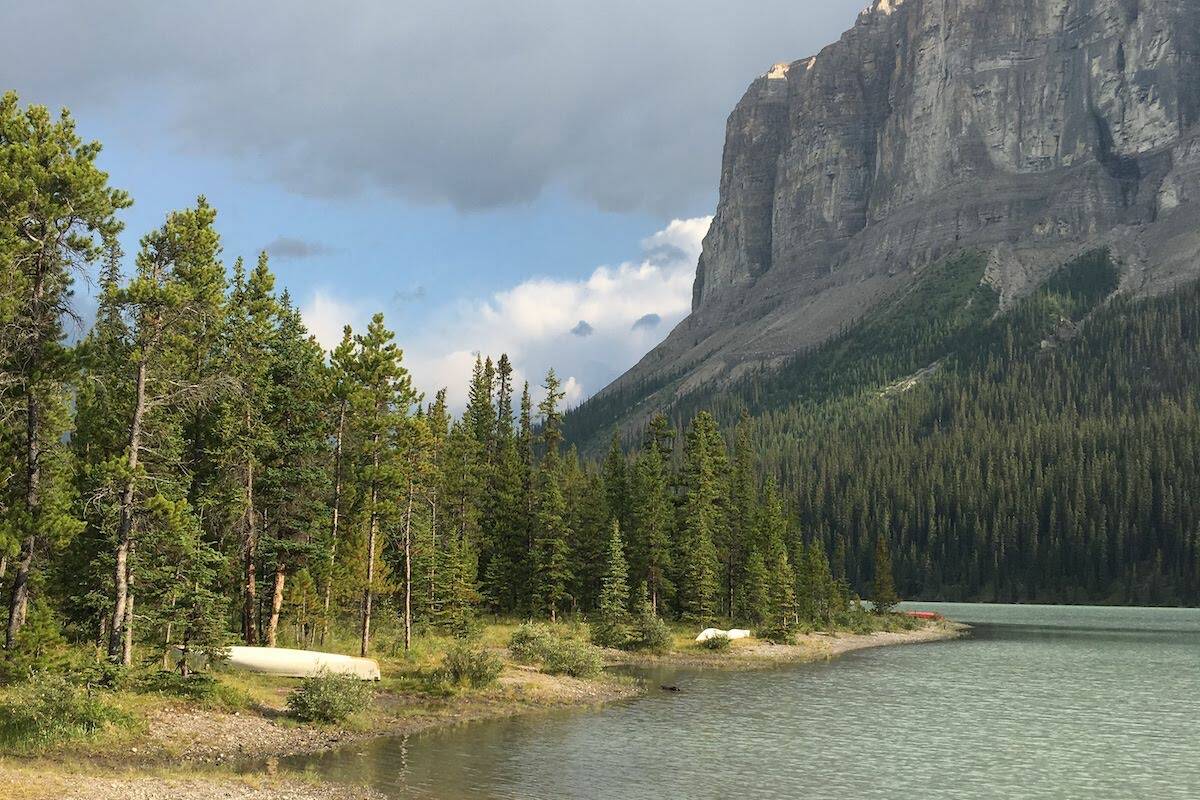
(282, 604, 1200, 799)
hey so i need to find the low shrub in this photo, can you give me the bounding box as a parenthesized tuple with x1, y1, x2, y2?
(0, 673, 128, 751)
(589, 616, 632, 650)
(757, 624, 796, 645)
(508, 622, 557, 663)
(439, 642, 503, 689)
(630, 611, 672, 653)
(286, 671, 373, 723)
(699, 633, 731, 651)
(541, 639, 604, 678)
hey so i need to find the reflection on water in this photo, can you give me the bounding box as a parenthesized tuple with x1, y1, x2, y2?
(281, 603, 1200, 799)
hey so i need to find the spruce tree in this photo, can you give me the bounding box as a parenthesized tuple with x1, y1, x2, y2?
(675, 413, 721, 625)
(105, 199, 224, 664)
(630, 440, 673, 614)
(534, 370, 572, 620)
(759, 551, 798, 643)
(349, 313, 416, 655)
(259, 294, 331, 647)
(872, 532, 899, 614)
(590, 521, 631, 648)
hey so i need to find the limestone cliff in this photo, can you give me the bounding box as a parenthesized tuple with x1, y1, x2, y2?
(576, 0, 1200, 444)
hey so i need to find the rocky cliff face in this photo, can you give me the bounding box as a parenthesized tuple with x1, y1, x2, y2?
(584, 0, 1200, 437)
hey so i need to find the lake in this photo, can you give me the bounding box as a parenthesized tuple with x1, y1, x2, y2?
(281, 603, 1200, 799)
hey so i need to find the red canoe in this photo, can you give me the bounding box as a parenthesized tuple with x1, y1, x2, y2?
(904, 611, 944, 620)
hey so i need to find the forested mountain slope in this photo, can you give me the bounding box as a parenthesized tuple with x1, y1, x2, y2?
(572, 248, 1200, 604)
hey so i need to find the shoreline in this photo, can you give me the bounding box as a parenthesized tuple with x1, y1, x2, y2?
(0, 620, 966, 800)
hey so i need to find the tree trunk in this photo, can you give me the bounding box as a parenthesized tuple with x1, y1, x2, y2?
(180, 630, 191, 678)
(0, 555, 6, 580)
(109, 359, 146, 662)
(242, 458, 258, 644)
(360, 447, 380, 658)
(7, 272, 43, 649)
(122, 564, 134, 666)
(6, 535, 34, 648)
(266, 563, 286, 647)
(428, 492, 437, 604)
(320, 400, 346, 646)
(403, 481, 414, 652)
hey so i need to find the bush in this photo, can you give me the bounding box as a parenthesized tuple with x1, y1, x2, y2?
(0, 673, 127, 751)
(439, 642, 503, 689)
(286, 671, 372, 723)
(589, 617, 631, 650)
(699, 633, 731, 651)
(757, 624, 796, 645)
(541, 639, 604, 678)
(508, 623, 557, 663)
(630, 611, 672, 653)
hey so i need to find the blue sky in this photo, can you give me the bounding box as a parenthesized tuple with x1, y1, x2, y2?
(3, 0, 866, 407)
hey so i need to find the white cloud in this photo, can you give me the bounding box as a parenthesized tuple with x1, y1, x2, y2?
(404, 216, 710, 410)
(300, 289, 367, 353)
(301, 217, 710, 412)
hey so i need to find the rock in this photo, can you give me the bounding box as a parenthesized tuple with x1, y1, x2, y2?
(579, 0, 1200, 449)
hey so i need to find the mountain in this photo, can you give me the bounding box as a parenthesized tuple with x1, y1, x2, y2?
(566, 0, 1200, 453)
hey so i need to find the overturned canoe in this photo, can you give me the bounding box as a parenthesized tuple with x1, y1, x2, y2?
(224, 646, 381, 680)
(695, 628, 752, 642)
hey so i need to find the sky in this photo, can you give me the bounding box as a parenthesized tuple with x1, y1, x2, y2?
(2, 0, 866, 408)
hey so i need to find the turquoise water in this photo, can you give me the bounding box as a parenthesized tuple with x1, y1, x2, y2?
(282, 604, 1200, 798)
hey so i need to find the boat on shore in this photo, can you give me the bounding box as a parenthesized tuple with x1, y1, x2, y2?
(224, 646, 381, 680)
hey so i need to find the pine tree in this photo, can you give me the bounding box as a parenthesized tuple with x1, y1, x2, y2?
(105, 199, 224, 664)
(534, 370, 572, 620)
(259, 294, 331, 647)
(759, 551, 797, 643)
(675, 412, 721, 624)
(320, 326, 357, 644)
(629, 442, 673, 614)
(349, 313, 416, 656)
(590, 521, 631, 648)
(1, 93, 130, 648)
(223, 252, 280, 645)
(872, 532, 899, 614)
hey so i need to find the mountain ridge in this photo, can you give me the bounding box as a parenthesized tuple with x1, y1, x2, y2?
(567, 0, 1200, 453)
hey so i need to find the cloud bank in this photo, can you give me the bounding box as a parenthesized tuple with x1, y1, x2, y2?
(2, 1, 864, 215)
(301, 217, 710, 409)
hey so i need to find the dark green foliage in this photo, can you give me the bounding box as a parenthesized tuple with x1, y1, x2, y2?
(439, 641, 503, 689)
(567, 249, 1199, 606)
(590, 522, 632, 648)
(540, 638, 604, 678)
(507, 624, 603, 677)
(871, 533, 899, 614)
(699, 633, 730, 651)
(629, 584, 672, 653)
(507, 622, 557, 663)
(286, 671, 373, 723)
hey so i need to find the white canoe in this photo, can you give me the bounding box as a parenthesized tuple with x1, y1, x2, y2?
(695, 628, 752, 642)
(224, 646, 381, 680)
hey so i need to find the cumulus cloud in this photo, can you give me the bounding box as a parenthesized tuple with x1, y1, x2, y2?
(265, 236, 333, 261)
(299, 290, 367, 353)
(631, 313, 661, 331)
(570, 320, 595, 337)
(381, 216, 711, 409)
(1, 1, 864, 214)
